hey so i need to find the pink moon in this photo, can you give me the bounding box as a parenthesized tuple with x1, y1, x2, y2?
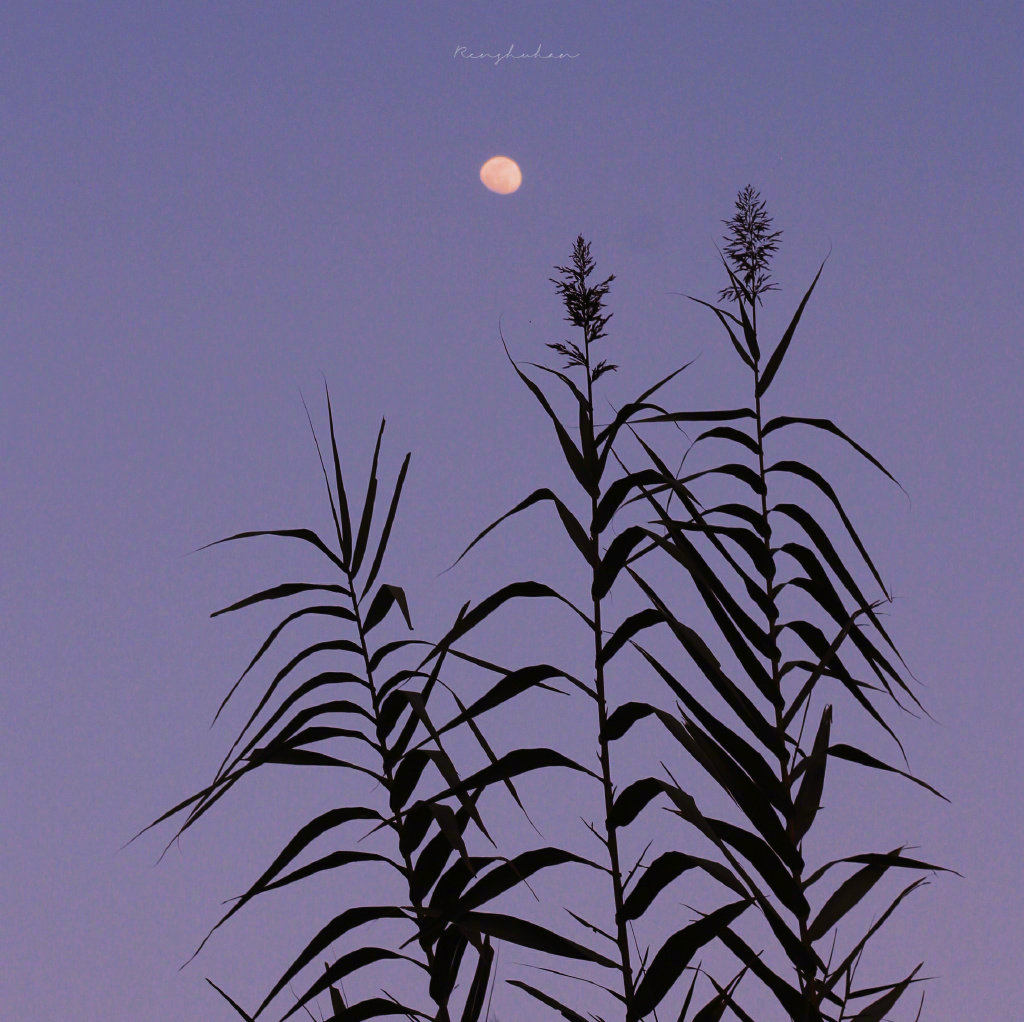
(480, 156, 522, 194)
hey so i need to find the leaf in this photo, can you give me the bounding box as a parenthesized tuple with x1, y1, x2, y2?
(808, 849, 930, 941)
(254, 906, 410, 1016)
(687, 295, 755, 369)
(767, 459, 889, 600)
(459, 936, 494, 1022)
(593, 468, 665, 535)
(422, 582, 592, 669)
(692, 424, 761, 456)
(609, 776, 667, 829)
(638, 407, 757, 425)
(594, 359, 696, 460)
(603, 699, 657, 743)
(505, 980, 592, 1022)
(627, 571, 780, 750)
(361, 451, 411, 597)
(210, 582, 352, 618)
(820, 879, 928, 999)
(219, 639, 365, 768)
(763, 414, 902, 494)
(350, 419, 385, 576)
(457, 912, 617, 967)
(189, 806, 384, 960)
(622, 850, 746, 922)
(849, 964, 922, 1022)
(206, 979, 255, 1021)
(632, 644, 787, 811)
(756, 256, 826, 397)
(363, 583, 413, 633)
(773, 502, 895, 648)
(790, 704, 832, 843)
(323, 385, 354, 567)
(198, 526, 346, 572)
(446, 487, 592, 573)
(409, 797, 480, 902)
(501, 333, 595, 495)
(715, 927, 808, 1020)
(593, 525, 649, 601)
(599, 608, 663, 666)
(278, 948, 419, 1022)
(430, 925, 469, 1005)
(652, 710, 794, 872)
(455, 847, 605, 916)
(828, 743, 948, 801)
(632, 899, 750, 1017)
(429, 747, 600, 804)
(326, 996, 430, 1021)
(434, 664, 572, 737)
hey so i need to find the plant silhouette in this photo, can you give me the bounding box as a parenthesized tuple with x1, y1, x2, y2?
(140, 188, 948, 1021)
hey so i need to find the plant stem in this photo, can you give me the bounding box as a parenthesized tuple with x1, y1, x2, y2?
(582, 324, 636, 1022)
(750, 304, 814, 1019)
(348, 576, 450, 1021)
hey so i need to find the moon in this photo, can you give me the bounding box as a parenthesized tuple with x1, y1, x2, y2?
(480, 156, 522, 194)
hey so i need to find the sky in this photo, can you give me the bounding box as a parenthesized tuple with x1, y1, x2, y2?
(3, 3, 1022, 1020)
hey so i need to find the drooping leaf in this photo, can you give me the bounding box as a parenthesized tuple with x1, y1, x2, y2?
(432, 664, 573, 737)
(621, 850, 745, 922)
(593, 468, 667, 535)
(254, 906, 410, 1016)
(632, 899, 750, 1017)
(593, 525, 650, 601)
(456, 912, 617, 968)
(808, 849, 932, 941)
(827, 743, 948, 801)
(599, 608, 664, 666)
(190, 806, 384, 960)
(445, 487, 592, 574)
(632, 644, 787, 811)
(686, 295, 755, 369)
(278, 948, 420, 1022)
(768, 459, 889, 600)
(501, 332, 595, 495)
(198, 527, 346, 573)
(505, 980, 592, 1022)
(210, 582, 352, 618)
(627, 571, 780, 753)
(422, 582, 592, 670)
(362, 583, 413, 633)
(715, 928, 809, 1021)
(428, 747, 600, 804)
(455, 847, 605, 916)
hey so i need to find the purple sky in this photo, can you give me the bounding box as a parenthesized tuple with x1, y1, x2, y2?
(3, 4, 1022, 1020)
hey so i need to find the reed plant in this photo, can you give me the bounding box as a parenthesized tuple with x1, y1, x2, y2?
(142, 188, 946, 1021)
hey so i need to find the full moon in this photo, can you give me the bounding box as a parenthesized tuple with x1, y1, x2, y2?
(480, 155, 522, 194)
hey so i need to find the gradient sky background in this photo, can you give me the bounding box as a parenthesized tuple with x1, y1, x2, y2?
(3, 3, 1022, 1020)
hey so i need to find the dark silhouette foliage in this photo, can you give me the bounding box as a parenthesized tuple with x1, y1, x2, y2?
(140, 188, 947, 1021)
